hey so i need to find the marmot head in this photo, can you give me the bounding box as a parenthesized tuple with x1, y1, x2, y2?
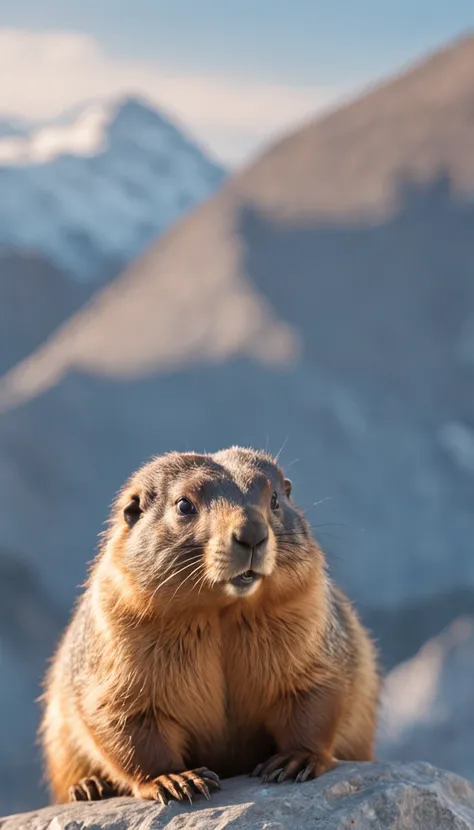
(106, 447, 323, 608)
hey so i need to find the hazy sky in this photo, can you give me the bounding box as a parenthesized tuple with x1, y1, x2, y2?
(0, 1, 472, 164)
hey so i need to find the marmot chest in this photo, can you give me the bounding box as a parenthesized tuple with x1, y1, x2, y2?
(162, 613, 306, 723)
(222, 623, 292, 717)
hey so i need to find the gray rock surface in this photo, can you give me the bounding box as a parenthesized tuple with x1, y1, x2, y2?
(2, 763, 474, 830)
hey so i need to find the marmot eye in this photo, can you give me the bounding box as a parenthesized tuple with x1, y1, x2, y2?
(270, 491, 279, 510)
(176, 498, 198, 516)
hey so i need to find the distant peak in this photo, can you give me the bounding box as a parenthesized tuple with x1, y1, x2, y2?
(0, 93, 201, 166)
(107, 92, 159, 114)
(66, 93, 161, 124)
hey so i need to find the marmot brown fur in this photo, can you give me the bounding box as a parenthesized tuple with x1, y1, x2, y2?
(40, 447, 379, 805)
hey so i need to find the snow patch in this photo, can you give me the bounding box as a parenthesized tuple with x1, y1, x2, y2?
(0, 104, 111, 163)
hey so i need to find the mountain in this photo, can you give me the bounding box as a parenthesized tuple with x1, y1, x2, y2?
(1, 34, 474, 813)
(0, 95, 225, 280)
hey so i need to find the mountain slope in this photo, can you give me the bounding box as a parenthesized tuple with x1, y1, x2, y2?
(1, 34, 474, 813)
(0, 95, 225, 279)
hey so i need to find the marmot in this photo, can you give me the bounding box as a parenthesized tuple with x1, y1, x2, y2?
(40, 447, 379, 805)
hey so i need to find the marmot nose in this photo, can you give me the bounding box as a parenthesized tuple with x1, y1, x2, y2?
(232, 519, 268, 550)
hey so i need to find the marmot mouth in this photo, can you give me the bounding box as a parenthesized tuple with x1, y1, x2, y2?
(229, 570, 262, 590)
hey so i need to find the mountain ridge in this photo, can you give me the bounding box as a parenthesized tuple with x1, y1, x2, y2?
(2, 35, 474, 408)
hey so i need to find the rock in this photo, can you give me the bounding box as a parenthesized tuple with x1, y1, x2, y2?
(378, 617, 474, 782)
(1, 763, 474, 830)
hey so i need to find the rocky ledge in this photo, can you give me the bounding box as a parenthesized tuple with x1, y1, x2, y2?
(1, 762, 474, 830)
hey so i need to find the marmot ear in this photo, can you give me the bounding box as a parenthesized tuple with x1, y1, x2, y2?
(284, 478, 292, 498)
(123, 495, 142, 528)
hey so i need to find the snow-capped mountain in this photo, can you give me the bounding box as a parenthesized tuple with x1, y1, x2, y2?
(0, 95, 226, 280)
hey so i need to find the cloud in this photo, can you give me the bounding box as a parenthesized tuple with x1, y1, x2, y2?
(0, 27, 345, 163)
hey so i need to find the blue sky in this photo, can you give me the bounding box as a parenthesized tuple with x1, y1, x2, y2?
(0, 1, 472, 164)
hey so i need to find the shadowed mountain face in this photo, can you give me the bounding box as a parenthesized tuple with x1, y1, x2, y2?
(1, 35, 474, 814)
(0, 251, 90, 376)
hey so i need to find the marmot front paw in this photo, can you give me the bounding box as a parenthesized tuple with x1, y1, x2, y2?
(133, 767, 221, 805)
(252, 750, 337, 783)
